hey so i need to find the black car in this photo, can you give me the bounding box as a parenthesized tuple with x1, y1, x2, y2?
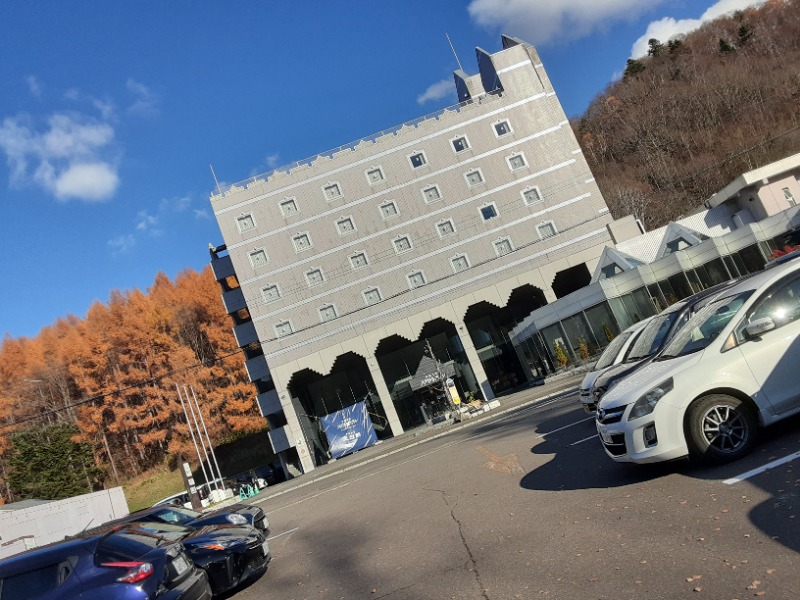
(0, 526, 212, 600)
(76, 522, 271, 597)
(128, 503, 269, 537)
(586, 279, 746, 412)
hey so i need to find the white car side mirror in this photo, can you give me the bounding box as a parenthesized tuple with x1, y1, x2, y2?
(745, 317, 776, 338)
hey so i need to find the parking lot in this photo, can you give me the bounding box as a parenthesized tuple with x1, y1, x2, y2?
(229, 384, 800, 599)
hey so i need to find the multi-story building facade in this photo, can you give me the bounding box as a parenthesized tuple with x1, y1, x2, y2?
(209, 36, 638, 476)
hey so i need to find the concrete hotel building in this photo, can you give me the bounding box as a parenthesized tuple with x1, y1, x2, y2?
(209, 36, 640, 475)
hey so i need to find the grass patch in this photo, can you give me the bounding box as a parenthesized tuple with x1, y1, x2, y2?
(123, 466, 185, 511)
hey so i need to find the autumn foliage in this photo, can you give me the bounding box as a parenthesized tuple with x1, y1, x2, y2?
(0, 267, 263, 503)
(575, 0, 800, 230)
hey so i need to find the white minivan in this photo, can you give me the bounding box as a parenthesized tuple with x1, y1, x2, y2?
(596, 259, 800, 464)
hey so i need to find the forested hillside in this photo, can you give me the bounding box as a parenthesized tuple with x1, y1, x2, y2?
(575, 0, 800, 229)
(0, 267, 263, 503)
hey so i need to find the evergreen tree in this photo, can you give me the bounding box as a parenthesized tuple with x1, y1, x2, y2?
(647, 38, 663, 57)
(623, 59, 646, 80)
(719, 38, 736, 53)
(8, 424, 103, 500)
(738, 24, 754, 46)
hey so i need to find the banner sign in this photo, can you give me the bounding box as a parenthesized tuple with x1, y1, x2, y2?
(320, 401, 378, 459)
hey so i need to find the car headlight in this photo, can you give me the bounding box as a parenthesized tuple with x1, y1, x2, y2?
(225, 513, 248, 525)
(628, 378, 674, 421)
(592, 386, 606, 399)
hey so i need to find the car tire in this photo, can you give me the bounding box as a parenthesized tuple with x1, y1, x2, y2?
(685, 394, 757, 463)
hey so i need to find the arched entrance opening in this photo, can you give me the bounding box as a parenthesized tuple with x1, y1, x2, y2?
(463, 284, 548, 395)
(375, 319, 480, 431)
(552, 263, 591, 299)
(286, 352, 388, 467)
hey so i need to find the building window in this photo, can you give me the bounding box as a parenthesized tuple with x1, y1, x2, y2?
(451, 254, 470, 273)
(479, 203, 498, 221)
(451, 136, 470, 153)
(784, 187, 796, 206)
(507, 153, 527, 171)
(522, 186, 543, 206)
(422, 185, 442, 203)
(319, 304, 338, 322)
(305, 268, 325, 287)
(379, 200, 399, 220)
(493, 120, 512, 137)
(363, 287, 382, 305)
(261, 284, 281, 304)
(494, 237, 513, 256)
(292, 232, 313, 253)
(465, 169, 484, 187)
(437, 219, 456, 238)
(393, 235, 413, 254)
(366, 167, 385, 184)
(323, 182, 342, 201)
(350, 251, 369, 270)
(249, 248, 269, 268)
(407, 271, 426, 289)
(336, 216, 356, 235)
(274, 321, 293, 337)
(279, 198, 299, 217)
(237, 214, 256, 232)
(409, 151, 427, 169)
(537, 221, 558, 239)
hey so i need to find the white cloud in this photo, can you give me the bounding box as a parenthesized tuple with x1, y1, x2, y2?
(266, 154, 281, 169)
(0, 112, 119, 202)
(194, 208, 210, 220)
(417, 79, 456, 105)
(126, 78, 159, 117)
(136, 211, 160, 234)
(108, 234, 136, 254)
(630, 0, 767, 58)
(26, 76, 42, 99)
(467, 0, 668, 46)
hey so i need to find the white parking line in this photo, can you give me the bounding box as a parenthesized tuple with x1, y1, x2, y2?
(723, 450, 800, 484)
(537, 416, 595, 438)
(267, 527, 299, 541)
(570, 434, 598, 446)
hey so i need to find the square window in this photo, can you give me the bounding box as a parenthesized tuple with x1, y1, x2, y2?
(380, 201, 399, 219)
(465, 170, 484, 187)
(279, 198, 298, 217)
(407, 271, 426, 289)
(437, 220, 456, 237)
(306, 268, 325, 287)
(261, 284, 281, 304)
(451, 136, 470, 153)
(237, 214, 256, 232)
(494, 238, 513, 256)
(323, 183, 342, 201)
(480, 204, 498, 220)
(249, 248, 269, 268)
(451, 255, 470, 273)
(523, 187, 543, 205)
(336, 217, 356, 235)
(494, 120, 511, 136)
(409, 152, 427, 168)
(508, 154, 527, 170)
(293, 233, 312, 252)
(350, 252, 369, 270)
(319, 304, 338, 322)
(274, 321, 293, 337)
(538, 222, 557, 239)
(366, 167, 385, 184)
(363, 287, 382, 305)
(422, 185, 442, 203)
(393, 236, 412, 253)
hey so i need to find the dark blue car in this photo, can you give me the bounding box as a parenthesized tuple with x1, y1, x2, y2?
(0, 527, 212, 600)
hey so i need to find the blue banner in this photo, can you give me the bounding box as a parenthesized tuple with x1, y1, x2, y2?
(320, 401, 378, 459)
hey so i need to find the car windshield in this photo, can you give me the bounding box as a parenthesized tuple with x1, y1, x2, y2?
(659, 292, 752, 359)
(150, 506, 201, 525)
(625, 309, 682, 360)
(593, 330, 633, 370)
(123, 522, 194, 541)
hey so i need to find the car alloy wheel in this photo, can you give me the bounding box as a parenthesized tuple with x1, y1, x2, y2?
(686, 394, 757, 463)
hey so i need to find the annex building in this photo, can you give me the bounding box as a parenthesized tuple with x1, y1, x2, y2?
(209, 35, 642, 476)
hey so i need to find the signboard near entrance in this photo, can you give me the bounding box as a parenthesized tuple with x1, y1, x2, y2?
(320, 401, 378, 459)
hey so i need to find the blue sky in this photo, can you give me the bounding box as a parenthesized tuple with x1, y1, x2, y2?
(0, 0, 765, 339)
